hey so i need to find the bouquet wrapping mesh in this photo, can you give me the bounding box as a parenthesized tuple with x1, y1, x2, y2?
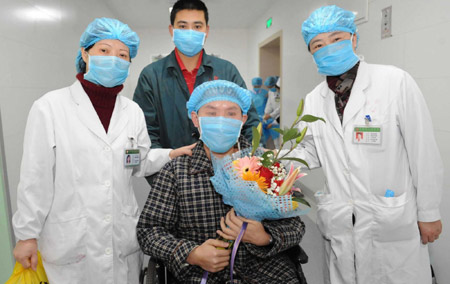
(210, 147, 309, 222)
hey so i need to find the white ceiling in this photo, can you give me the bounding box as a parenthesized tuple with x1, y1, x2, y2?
(103, 0, 275, 29)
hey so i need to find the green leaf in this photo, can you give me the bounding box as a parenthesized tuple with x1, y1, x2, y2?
(272, 128, 284, 135)
(300, 114, 326, 123)
(292, 197, 311, 207)
(296, 99, 304, 117)
(261, 151, 275, 167)
(279, 157, 309, 169)
(251, 126, 261, 156)
(282, 128, 298, 143)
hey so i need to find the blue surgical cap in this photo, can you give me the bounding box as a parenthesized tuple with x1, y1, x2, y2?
(252, 77, 263, 86)
(76, 18, 140, 73)
(187, 80, 252, 119)
(264, 76, 278, 87)
(302, 5, 357, 47)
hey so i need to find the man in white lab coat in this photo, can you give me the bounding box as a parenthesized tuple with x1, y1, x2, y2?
(285, 5, 444, 284)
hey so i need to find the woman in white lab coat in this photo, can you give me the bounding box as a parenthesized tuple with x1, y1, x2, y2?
(284, 6, 443, 284)
(12, 18, 193, 284)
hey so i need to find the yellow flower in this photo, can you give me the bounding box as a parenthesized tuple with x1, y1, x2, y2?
(241, 171, 268, 193)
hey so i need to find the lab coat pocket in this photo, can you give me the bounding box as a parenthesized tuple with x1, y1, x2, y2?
(370, 192, 418, 242)
(119, 205, 141, 257)
(314, 192, 334, 240)
(40, 216, 87, 265)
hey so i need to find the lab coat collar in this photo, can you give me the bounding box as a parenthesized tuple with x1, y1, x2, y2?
(107, 95, 129, 144)
(69, 80, 128, 145)
(321, 85, 344, 139)
(318, 61, 370, 135)
(318, 77, 344, 138)
(342, 61, 370, 128)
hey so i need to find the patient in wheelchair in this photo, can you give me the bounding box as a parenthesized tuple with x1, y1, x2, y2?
(137, 81, 307, 283)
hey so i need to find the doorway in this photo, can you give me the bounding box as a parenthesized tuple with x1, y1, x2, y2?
(259, 31, 282, 149)
(259, 32, 281, 84)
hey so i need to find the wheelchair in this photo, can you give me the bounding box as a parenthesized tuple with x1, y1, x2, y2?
(139, 257, 176, 284)
(139, 245, 308, 284)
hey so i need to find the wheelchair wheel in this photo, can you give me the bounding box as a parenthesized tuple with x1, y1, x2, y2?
(146, 258, 158, 284)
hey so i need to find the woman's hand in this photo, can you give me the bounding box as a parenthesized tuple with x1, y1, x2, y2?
(217, 208, 271, 246)
(169, 143, 196, 159)
(13, 239, 38, 271)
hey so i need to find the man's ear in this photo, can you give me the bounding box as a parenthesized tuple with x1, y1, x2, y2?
(352, 33, 358, 50)
(205, 25, 210, 39)
(169, 25, 174, 38)
(191, 112, 200, 128)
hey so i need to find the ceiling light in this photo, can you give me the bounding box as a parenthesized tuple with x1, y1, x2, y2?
(16, 5, 62, 22)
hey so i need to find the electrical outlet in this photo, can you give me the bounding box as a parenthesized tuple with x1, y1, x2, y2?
(381, 6, 392, 39)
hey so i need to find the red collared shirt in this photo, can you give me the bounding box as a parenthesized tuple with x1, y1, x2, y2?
(174, 48, 204, 94)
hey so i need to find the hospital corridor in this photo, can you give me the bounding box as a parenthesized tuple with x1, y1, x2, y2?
(0, 0, 449, 283)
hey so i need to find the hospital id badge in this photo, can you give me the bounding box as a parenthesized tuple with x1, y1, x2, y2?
(275, 92, 281, 103)
(353, 126, 382, 145)
(124, 149, 140, 167)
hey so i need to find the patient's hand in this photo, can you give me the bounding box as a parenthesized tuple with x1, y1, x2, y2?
(186, 239, 231, 272)
(217, 208, 271, 246)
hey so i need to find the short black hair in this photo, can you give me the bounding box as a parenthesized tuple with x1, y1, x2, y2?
(170, 0, 209, 25)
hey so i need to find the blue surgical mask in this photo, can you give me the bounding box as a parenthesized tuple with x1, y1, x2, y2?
(84, 55, 130, 87)
(173, 29, 206, 57)
(270, 87, 277, 92)
(313, 39, 359, 76)
(199, 116, 243, 153)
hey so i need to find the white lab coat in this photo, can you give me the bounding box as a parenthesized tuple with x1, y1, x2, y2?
(12, 81, 172, 284)
(286, 62, 443, 284)
(264, 89, 280, 121)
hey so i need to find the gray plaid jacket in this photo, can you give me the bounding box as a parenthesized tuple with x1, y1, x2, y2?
(137, 140, 306, 283)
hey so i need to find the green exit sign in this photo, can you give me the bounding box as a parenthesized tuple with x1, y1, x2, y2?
(266, 17, 272, 28)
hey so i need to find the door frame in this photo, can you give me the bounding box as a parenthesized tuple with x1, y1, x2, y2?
(258, 30, 283, 124)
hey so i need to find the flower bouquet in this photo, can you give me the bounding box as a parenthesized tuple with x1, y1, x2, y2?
(210, 98, 325, 221)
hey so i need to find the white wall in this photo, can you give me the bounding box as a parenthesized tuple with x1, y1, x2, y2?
(247, 0, 450, 282)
